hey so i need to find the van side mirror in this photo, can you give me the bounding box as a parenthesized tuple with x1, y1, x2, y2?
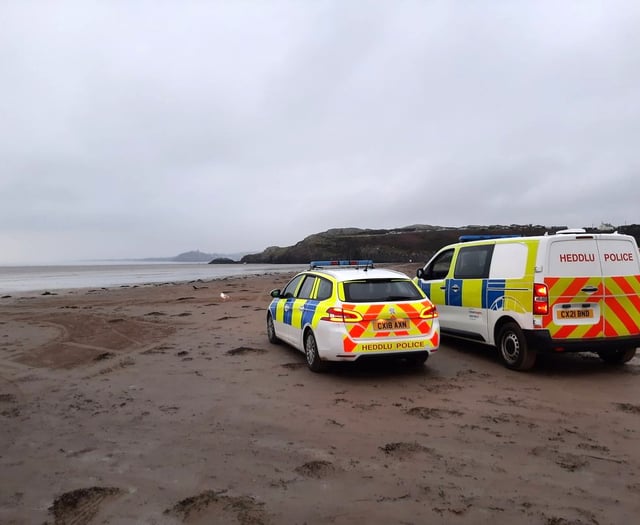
(270, 289, 282, 298)
(416, 268, 425, 279)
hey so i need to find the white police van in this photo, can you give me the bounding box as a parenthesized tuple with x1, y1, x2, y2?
(415, 229, 640, 370)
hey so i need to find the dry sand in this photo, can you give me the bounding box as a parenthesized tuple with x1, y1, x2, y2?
(1, 264, 639, 525)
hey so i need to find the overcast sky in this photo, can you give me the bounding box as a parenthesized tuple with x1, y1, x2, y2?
(1, 1, 639, 264)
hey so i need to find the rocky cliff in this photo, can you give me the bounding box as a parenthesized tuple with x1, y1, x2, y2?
(239, 224, 640, 264)
(239, 224, 542, 264)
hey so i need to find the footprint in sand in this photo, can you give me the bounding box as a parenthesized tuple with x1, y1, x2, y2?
(225, 347, 267, 356)
(164, 490, 268, 523)
(49, 486, 124, 524)
(294, 460, 339, 479)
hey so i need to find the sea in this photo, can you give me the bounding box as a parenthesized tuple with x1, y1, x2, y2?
(0, 262, 306, 294)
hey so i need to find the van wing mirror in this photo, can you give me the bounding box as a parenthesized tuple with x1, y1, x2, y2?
(416, 268, 425, 279)
(270, 289, 282, 298)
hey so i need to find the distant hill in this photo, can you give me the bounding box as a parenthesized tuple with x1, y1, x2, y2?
(240, 223, 640, 264)
(141, 250, 249, 263)
(173, 250, 216, 262)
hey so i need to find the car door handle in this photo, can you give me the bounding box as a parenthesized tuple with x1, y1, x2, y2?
(440, 286, 446, 290)
(450, 285, 460, 292)
(582, 286, 598, 293)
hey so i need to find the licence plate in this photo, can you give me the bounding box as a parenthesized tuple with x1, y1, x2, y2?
(558, 308, 594, 319)
(373, 319, 410, 331)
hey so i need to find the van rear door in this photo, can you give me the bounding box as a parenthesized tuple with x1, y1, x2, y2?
(597, 236, 640, 339)
(543, 237, 605, 341)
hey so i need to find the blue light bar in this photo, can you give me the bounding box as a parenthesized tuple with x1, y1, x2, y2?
(310, 259, 374, 269)
(458, 235, 520, 242)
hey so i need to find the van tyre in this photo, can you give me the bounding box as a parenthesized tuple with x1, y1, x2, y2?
(304, 331, 327, 373)
(267, 314, 280, 344)
(598, 348, 636, 365)
(497, 322, 537, 371)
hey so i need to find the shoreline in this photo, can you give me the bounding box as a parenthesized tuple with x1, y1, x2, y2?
(0, 262, 308, 296)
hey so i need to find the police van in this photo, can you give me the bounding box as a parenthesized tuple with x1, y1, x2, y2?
(415, 229, 640, 370)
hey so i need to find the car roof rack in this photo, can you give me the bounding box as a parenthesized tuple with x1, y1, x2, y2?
(309, 259, 374, 269)
(458, 234, 520, 242)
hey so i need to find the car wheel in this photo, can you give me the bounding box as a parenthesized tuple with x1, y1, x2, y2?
(267, 314, 280, 344)
(304, 331, 327, 373)
(405, 352, 429, 366)
(598, 347, 636, 364)
(497, 322, 536, 371)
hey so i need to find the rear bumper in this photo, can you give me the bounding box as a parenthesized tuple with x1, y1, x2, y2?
(315, 320, 440, 361)
(524, 330, 640, 353)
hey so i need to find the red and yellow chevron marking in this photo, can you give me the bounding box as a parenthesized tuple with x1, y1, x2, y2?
(542, 276, 603, 339)
(340, 300, 437, 353)
(542, 275, 640, 340)
(603, 275, 640, 337)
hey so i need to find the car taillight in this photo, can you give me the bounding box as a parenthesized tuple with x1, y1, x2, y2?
(533, 283, 549, 315)
(420, 304, 438, 319)
(321, 307, 363, 323)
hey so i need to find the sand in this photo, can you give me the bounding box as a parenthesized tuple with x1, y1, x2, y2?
(1, 264, 639, 525)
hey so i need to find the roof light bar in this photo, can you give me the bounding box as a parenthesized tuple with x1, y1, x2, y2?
(309, 259, 374, 269)
(458, 235, 520, 242)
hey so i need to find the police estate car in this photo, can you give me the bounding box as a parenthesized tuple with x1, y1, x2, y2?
(267, 260, 440, 372)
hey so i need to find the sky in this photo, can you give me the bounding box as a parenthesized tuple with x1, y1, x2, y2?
(1, 1, 639, 264)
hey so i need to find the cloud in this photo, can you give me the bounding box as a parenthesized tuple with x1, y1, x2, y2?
(1, 1, 639, 263)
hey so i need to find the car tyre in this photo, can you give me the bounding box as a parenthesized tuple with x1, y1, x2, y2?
(405, 352, 429, 366)
(304, 331, 327, 373)
(267, 314, 280, 344)
(598, 347, 636, 365)
(497, 322, 536, 371)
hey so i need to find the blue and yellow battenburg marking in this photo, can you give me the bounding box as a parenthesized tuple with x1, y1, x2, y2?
(419, 279, 528, 311)
(419, 279, 508, 307)
(270, 299, 320, 328)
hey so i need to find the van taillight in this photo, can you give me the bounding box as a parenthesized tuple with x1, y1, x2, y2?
(533, 283, 549, 315)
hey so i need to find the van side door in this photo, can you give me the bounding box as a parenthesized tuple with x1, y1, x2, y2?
(446, 244, 494, 340)
(416, 248, 455, 329)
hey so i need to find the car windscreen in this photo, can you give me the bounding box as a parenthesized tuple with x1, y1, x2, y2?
(343, 279, 423, 302)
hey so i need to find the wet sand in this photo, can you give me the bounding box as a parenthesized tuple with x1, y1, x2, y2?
(1, 265, 639, 524)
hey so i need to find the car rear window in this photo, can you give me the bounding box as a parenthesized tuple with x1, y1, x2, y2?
(343, 279, 423, 302)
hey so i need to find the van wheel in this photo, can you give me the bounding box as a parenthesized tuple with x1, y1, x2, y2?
(266, 314, 280, 344)
(304, 331, 327, 373)
(497, 322, 536, 371)
(598, 348, 636, 364)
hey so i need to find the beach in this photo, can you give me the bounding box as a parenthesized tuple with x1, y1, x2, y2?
(1, 264, 639, 525)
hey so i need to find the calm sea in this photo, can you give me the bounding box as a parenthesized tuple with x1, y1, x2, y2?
(0, 262, 305, 294)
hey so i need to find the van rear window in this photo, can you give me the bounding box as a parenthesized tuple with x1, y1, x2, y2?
(343, 279, 423, 302)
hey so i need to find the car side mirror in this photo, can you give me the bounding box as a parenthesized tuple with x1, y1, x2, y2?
(270, 289, 282, 298)
(416, 268, 425, 279)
